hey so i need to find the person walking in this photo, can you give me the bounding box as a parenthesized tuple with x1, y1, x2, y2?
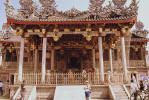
(84, 81, 91, 100)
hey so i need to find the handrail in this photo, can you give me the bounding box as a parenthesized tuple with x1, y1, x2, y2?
(28, 86, 36, 100)
(12, 87, 21, 100)
(123, 84, 130, 99)
(108, 85, 116, 100)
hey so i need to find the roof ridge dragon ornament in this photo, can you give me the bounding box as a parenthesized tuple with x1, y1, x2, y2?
(4, 0, 138, 21)
(39, 0, 57, 18)
(19, 0, 34, 18)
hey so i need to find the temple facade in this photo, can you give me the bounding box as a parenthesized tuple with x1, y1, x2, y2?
(0, 0, 148, 86)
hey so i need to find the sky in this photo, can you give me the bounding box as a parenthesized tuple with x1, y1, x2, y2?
(0, 0, 149, 30)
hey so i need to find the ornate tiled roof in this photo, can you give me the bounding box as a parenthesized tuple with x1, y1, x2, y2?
(132, 21, 149, 38)
(5, 0, 138, 22)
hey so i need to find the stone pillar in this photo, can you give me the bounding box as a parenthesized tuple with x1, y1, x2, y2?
(0, 47, 2, 66)
(144, 48, 147, 68)
(34, 49, 38, 72)
(98, 36, 104, 82)
(51, 49, 55, 71)
(41, 37, 47, 82)
(18, 38, 25, 82)
(92, 48, 96, 70)
(109, 48, 113, 75)
(121, 36, 128, 82)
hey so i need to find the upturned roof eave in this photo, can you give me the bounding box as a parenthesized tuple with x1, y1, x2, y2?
(7, 16, 137, 25)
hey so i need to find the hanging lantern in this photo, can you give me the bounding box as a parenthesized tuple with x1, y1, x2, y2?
(53, 34, 59, 41)
(9, 47, 12, 53)
(86, 34, 92, 41)
(122, 28, 126, 33)
(84, 28, 92, 41)
(42, 29, 46, 34)
(16, 27, 23, 36)
(53, 28, 60, 41)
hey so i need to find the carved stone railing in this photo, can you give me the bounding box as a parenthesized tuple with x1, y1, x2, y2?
(104, 60, 146, 71)
(13, 72, 124, 85)
(111, 73, 124, 84)
(129, 60, 145, 68)
(1, 61, 34, 72)
(104, 61, 122, 72)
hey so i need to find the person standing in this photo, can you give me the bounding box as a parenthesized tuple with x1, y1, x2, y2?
(84, 81, 91, 100)
(130, 80, 138, 100)
(0, 81, 4, 96)
(20, 80, 26, 100)
(82, 69, 87, 84)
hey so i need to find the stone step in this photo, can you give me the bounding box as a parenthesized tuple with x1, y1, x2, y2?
(112, 85, 129, 100)
(54, 85, 86, 100)
(91, 99, 111, 100)
(116, 98, 129, 99)
(37, 92, 50, 99)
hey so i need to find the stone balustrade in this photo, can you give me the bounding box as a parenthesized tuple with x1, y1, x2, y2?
(13, 72, 124, 85)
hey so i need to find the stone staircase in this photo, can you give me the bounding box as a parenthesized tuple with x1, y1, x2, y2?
(24, 86, 33, 99)
(12, 86, 35, 100)
(91, 86, 112, 100)
(111, 85, 129, 100)
(36, 86, 55, 100)
(54, 85, 86, 100)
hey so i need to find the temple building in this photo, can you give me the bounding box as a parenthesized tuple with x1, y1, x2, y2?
(0, 0, 149, 99)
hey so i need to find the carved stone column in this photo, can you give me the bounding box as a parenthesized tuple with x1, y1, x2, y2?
(109, 48, 113, 75)
(0, 49, 2, 66)
(98, 36, 104, 83)
(92, 48, 96, 70)
(51, 49, 55, 71)
(34, 49, 38, 72)
(18, 37, 25, 82)
(41, 37, 47, 82)
(121, 36, 128, 82)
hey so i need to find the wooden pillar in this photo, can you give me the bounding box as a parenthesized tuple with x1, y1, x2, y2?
(41, 37, 47, 82)
(98, 36, 104, 82)
(18, 37, 25, 82)
(51, 49, 55, 71)
(121, 36, 128, 82)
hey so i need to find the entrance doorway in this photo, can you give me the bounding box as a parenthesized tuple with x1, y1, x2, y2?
(55, 48, 92, 72)
(68, 56, 81, 69)
(66, 49, 82, 71)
